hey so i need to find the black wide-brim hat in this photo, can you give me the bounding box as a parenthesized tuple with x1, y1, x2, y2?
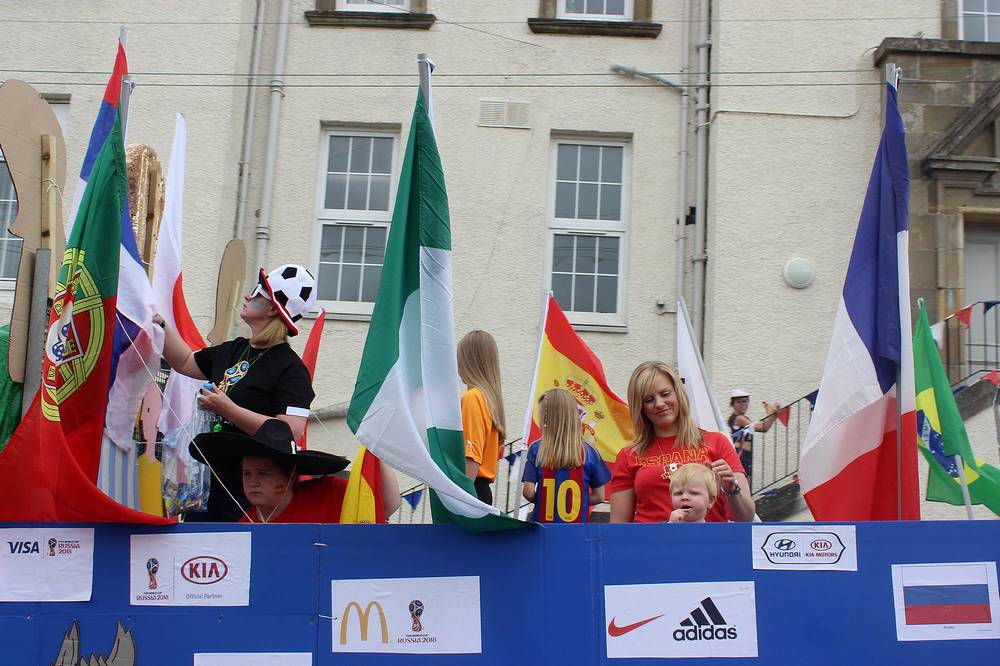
(190, 419, 350, 476)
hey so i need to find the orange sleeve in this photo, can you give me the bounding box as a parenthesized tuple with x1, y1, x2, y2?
(462, 389, 489, 464)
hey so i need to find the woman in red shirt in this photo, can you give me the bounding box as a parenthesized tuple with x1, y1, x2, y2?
(609, 361, 755, 523)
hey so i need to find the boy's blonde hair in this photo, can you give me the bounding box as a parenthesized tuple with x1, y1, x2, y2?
(537, 388, 584, 469)
(457, 330, 506, 442)
(669, 463, 718, 505)
(627, 361, 702, 453)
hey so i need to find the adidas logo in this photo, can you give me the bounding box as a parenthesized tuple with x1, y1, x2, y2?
(672, 597, 738, 641)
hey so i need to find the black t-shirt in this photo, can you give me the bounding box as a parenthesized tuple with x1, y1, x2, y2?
(188, 337, 315, 521)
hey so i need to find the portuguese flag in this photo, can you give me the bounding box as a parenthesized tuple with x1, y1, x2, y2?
(0, 110, 172, 523)
(347, 70, 521, 531)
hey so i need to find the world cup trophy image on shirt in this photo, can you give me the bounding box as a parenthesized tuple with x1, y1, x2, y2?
(48, 538, 57, 557)
(146, 558, 159, 590)
(409, 599, 424, 632)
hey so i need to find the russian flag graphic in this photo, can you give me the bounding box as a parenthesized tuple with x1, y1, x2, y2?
(903, 584, 991, 625)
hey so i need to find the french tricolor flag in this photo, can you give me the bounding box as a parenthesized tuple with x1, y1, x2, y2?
(798, 79, 920, 521)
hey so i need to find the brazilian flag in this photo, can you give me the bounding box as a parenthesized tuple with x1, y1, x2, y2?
(914, 300, 1000, 516)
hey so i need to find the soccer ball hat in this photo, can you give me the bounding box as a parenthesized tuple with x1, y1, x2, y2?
(256, 264, 317, 336)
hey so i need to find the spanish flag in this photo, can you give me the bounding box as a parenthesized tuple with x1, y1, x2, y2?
(339, 446, 386, 524)
(522, 293, 633, 468)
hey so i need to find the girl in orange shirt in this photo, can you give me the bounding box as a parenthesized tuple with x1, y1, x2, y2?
(457, 330, 506, 505)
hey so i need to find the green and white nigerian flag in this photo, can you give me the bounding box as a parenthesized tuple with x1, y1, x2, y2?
(347, 64, 522, 531)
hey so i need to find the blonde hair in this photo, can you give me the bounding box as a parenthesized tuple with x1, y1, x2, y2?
(250, 316, 289, 347)
(670, 463, 718, 505)
(457, 330, 506, 442)
(537, 388, 584, 469)
(627, 360, 702, 453)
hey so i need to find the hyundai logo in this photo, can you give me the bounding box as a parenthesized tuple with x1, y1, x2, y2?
(773, 539, 796, 551)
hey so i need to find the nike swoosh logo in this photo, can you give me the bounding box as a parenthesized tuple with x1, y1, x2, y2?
(607, 614, 664, 637)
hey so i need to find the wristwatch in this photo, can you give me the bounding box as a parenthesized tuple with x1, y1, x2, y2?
(724, 484, 742, 497)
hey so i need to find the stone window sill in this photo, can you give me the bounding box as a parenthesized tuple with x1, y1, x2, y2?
(304, 10, 435, 29)
(527, 17, 661, 38)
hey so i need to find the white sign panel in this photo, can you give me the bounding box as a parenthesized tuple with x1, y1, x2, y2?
(752, 525, 857, 571)
(194, 654, 312, 665)
(331, 576, 482, 654)
(892, 562, 1000, 641)
(0, 527, 94, 601)
(604, 581, 758, 659)
(130, 532, 251, 606)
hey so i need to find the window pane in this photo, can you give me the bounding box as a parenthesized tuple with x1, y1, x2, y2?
(576, 235, 596, 273)
(364, 227, 387, 264)
(343, 226, 364, 264)
(1, 240, 20, 279)
(565, 0, 586, 13)
(606, 0, 625, 15)
(586, 0, 604, 13)
(600, 184, 621, 221)
(990, 15, 1000, 40)
(369, 174, 390, 211)
(596, 276, 617, 313)
(965, 15, 987, 41)
(371, 137, 393, 174)
(552, 273, 573, 310)
(573, 274, 595, 312)
(362, 265, 382, 302)
(990, 0, 1000, 12)
(579, 145, 600, 181)
(325, 173, 347, 209)
(347, 174, 368, 210)
(601, 146, 623, 183)
(597, 236, 620, 274)
(348, 137, 372, 173)
(555, 182, 577, 218)
(318, 263, 340, 301)
(320, 225, 343, 262)
(966, 0, 985, 12)
(577, 183, 598, 219)
(329, 136, 350, 172)
(557, 144, 578, 180)
(341, 264, 362, 301)
(552, 234, 575, 272)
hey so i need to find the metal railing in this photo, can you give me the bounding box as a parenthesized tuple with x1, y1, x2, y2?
(941, 300, 1000, 386)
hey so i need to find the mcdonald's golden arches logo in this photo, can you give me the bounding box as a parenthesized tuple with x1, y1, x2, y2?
(340, 600, 389, 645)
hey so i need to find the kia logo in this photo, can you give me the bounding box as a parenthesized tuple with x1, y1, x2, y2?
(773, 539, 796, 551)
(181, 556, 228, 585)
(810, 539, 833, 551)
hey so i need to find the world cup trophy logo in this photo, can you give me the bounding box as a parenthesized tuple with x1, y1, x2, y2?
(48, 538, 57, 557)
(408, 599, 424, 633)
(146, 558, 159, 590)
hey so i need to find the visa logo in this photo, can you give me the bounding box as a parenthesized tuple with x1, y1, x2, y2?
(7, 541, 40, 554)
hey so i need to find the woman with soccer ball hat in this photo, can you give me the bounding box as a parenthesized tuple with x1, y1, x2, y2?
(157, 264, 320, 522)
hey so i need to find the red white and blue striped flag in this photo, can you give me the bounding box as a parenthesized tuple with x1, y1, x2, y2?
(798, 80, 919, 521)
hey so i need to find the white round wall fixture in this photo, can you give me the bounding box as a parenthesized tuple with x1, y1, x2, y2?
(783, 258, 815, 289)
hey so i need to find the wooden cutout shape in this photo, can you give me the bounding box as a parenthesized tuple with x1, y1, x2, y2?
(207, 238, 246, 345)
(0, 80, 67, 382)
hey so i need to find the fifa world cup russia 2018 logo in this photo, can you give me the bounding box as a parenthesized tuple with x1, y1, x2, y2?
(146, 558, 159, 590)
(408, 600, 424, 632)
(48, 538, 57, 557)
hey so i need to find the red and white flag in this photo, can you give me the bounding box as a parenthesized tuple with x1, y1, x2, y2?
(153, 113, 207, 432)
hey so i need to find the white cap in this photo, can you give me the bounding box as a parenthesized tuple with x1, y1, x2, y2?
(731, 388, 750, 399)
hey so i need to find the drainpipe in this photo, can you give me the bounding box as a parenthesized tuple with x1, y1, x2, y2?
(676, 0, 692, 305)
(235, 0, 266, 240)
(256, 0, 291, 271)
(691, 0, 711, 343)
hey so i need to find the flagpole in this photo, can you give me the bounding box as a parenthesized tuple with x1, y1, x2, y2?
(118, 26, 133, 144)
(417, 53, 435, 129)
(953, 455, 976, 520)
(886, 62, 905, 520)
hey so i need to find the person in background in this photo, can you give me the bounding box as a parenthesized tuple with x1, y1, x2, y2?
(667, 463, 718, 524)
(609, 361, 755, 523)
(158, 264, 317, 521)
(457, 330, 506, 505)
(726, 388, 780, 483)
(191, 419, 400, 524)
(521, 388, 611, 523)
